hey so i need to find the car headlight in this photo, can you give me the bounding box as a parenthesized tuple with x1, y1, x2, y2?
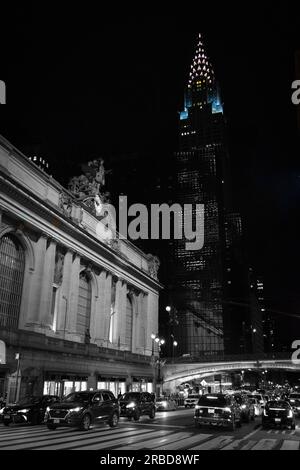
(18, 409, 30, 413)
(241, 405, 247, 409)
(126, 402, 136, 409)
(69, 407, 83, 413)
(195, 405, 200, 410)
(161, 401, 168, 407)
(0, 408, 4, 415)
(46, 406, 51, 412)
(288, 410, 293, 418)
(224, 407, 231, 413)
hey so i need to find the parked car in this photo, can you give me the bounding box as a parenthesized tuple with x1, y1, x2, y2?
(262, 400, 295, 430)
(119, 392, 156, 421)
(44, 390, 119, 431)
(194, 394, 242, 431)
(2, 395, 60, 426)
(288, 393, 300, 416)
(233, 394, 255, 422)
(156, 397, 178, 411)
(184, 394, 200, 408)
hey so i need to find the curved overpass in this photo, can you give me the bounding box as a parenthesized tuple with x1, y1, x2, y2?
(162, 354, 300, 387)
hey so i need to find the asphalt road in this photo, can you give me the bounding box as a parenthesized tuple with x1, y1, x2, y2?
(0, 408, 299, 450)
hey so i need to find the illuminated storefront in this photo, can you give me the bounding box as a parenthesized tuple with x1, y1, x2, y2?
(43, 374, 88, 397)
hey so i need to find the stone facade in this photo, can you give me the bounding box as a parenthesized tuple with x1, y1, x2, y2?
(0, 135, 162, 402)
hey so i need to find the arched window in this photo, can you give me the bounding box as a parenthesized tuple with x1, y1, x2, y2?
(0, 234, 25, 329)
(77, 271, 92, 336)
(125, 295, 133, 351)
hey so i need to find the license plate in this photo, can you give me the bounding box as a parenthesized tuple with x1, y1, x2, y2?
(4, 415, 10, 419)
(275, 418, 281, 423)
(53, 419, 60, 424)
(208, 409, 215, 414)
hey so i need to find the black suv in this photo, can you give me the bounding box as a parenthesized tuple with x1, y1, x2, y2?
(262, 400, 296, 429)
(44, 390, 119, 431)
(194, 394, 242, 431)
(119, 392, 156, 421)
(2, 395, 60, 426)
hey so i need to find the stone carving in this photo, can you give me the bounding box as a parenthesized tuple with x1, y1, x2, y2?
(54, 252, 64, 286)
(59, 193, 73, 218)
(146, 254, 160, 280)
(108, 237, 121, 253)
(68, 159, 111, 218)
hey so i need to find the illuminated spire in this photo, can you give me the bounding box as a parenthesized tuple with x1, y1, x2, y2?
(188, 33, 215, 88)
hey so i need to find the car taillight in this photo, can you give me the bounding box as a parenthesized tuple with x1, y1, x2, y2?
(263, 409, 268, 416)
(287, 410, 293, 418)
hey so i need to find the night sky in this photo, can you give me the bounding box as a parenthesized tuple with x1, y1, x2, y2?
(1, 6, 300, 342)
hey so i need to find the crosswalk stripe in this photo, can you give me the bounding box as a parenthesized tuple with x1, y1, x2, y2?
(280, 440, 299, 450)
(251, 439, 277, 450)
(33, 429, 154, 451)
(132, 423, 186, 429)
(75, 429, 165, 450)
(125, 432, 192, 450)
(154, 433, 213, 450)
(0, 427, 135, 450)
(240, 440, 257, 450)
(221, 439, 244, 450)
(190, 436, 233, 450)
(0, 427, 71, 442)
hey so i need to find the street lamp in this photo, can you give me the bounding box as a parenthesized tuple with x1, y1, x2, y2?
(172, 340, 178, 363)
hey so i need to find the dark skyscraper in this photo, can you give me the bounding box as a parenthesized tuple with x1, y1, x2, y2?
(164, 34, 245, 358)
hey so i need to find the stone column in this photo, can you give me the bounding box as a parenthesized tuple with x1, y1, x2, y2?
(92, 269, 109, 345)
(26, 233, 48, 326)
(115, 279, 127, 347)
(142, 293, 153, 356)
(38, 239, 56, 329)
(103, 273, 112, 346)
(56, 250, 74, 334)
(132, 292, 144, 354)
(67, 253, 81, 335)
(131, 292, 137, 354)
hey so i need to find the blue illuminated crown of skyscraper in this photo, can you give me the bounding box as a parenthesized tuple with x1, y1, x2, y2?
(188, 33, 215, 88)
(180, 33, 223, 120)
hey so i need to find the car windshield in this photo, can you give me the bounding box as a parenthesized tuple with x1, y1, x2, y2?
(267, 401, 289, 409)
(17, 396, 41, 405)
(121, 393, 141, 401)
(198, 395, 227, 407)
(63, 392, 91, 403)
